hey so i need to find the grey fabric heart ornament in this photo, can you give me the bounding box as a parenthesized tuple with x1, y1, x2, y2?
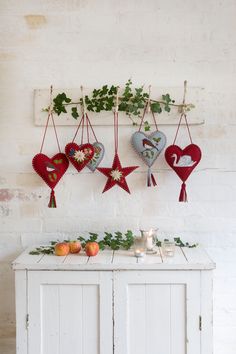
(131, 130, 166, 186)
(87, 142, 105, 172)
(132, 131, 166, 167)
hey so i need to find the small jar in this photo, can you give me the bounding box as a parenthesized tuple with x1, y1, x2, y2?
(162, 240, 175, 257)
(134, 236, 146, 258)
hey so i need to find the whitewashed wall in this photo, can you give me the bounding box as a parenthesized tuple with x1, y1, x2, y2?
(0, 0, 236, 352)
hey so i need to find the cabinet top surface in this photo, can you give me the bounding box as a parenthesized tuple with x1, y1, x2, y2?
(12, 246, 215, 271)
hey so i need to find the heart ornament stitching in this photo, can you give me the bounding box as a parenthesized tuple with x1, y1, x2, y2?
(165, 144, 202, 201)
(87, 142, 105, 172)
(32, 153, 69, 207)
(65, 142, 95, 172)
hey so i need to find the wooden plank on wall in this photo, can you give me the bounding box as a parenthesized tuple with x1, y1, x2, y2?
(34, 86, 205, 126)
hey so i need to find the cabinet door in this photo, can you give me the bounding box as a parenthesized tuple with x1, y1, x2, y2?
(27, 271, 113, 354)
(114, 271, 201, 354)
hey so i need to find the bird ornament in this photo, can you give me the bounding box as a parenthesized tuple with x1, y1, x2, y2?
(131, 95, 166, 187)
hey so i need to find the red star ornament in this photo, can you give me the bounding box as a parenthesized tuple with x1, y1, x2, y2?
(97, 153, 138, 194)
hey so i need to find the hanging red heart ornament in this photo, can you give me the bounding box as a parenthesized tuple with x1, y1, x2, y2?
(165, 144, 202, 181)
(164, 81, 202, 202)
(32, 153, 69, 207)
(32, 86, 69, 208)
(65, 142, 95, 172)
(165, 144, 201, 201)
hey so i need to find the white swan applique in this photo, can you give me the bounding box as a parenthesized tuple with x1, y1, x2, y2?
(172, 154, 196, 167)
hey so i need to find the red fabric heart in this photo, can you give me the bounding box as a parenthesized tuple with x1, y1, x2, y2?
(65, 143, 95, 172)
(165, 144, 201, 181)
(32, 153, 69, 189)
(165, 144, 202, 202)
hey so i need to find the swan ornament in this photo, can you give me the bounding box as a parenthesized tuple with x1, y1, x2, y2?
(172, 154, 196, 167)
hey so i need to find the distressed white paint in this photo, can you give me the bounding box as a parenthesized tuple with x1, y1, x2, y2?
(0, 1, 236, 353)
(14, 247, 212, 354)
(12, 245, 215, 270)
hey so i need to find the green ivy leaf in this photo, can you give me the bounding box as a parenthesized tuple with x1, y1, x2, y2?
(164, 105, 171, 112)
(71, 107, 79, 119)
(151, 102, 162, 114)
(144, 121, 151, 131)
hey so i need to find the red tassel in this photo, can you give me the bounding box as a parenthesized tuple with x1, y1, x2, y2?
(147, 168, 157, 187)
(179, 182, 187, 202)
(48, 189, 57, 208)
(151, 173, 157, 186)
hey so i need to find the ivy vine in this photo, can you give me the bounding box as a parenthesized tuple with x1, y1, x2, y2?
(29, 231, 198, 255)
(49, 80, 194, 131)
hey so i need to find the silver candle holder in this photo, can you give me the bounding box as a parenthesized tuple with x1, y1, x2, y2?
(134, 236, 146, 258)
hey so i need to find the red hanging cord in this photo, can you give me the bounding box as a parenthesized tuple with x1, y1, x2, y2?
(138, 101, 159, 132)
(138, 102, 148, 132)
(138, 97, 159, 187)
(114, 111, 119, 154)
(40, 111, 51, 153)
(80, 114, 85, 145)
(72, 115, 84, 143)
(114, 87, 120, 154)
(85, 113, 90, 143)
(151, 109, 158, 131)
(173, 80, 193, 145)
(40, 85, 61, 153)
(51, 113, 61, 152)
(183, 113, 193, 144)
(173, 113, 193, 145)
(86, 114, 98, 143)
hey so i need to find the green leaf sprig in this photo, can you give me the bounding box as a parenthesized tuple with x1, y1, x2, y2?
(29, 231, 135, 255)
(49, 80, 190, 130)
(156, 237, 198, 248)
(77, 230, 134, 251)
(29, 232, 198, 255)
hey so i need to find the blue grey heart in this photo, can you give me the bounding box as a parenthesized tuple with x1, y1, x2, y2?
(87, 142, 105, 172)
(131, 131, 166, 167)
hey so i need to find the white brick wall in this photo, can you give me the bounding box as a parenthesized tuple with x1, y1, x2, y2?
(0, 0, 236, 352)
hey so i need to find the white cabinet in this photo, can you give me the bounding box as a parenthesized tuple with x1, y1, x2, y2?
(27, 271, 113, 354)
(114, 271, 201, 354)
(13, 247, 215, 354)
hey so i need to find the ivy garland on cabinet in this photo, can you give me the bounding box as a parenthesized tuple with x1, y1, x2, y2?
(29, 231, 198, 255)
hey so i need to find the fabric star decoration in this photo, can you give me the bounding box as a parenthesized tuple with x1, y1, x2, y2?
(97, 153, 138, 194)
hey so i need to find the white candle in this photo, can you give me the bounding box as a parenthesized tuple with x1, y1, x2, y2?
(146, 236, 153, 250)
(134, 249, 145, 257)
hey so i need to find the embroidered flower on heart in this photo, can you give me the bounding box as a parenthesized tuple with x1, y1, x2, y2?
(73, 150, 85, 162)
(84, 148, 92, 156)
(69, 148, 75, 157)
(110, 169, 123, 181)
